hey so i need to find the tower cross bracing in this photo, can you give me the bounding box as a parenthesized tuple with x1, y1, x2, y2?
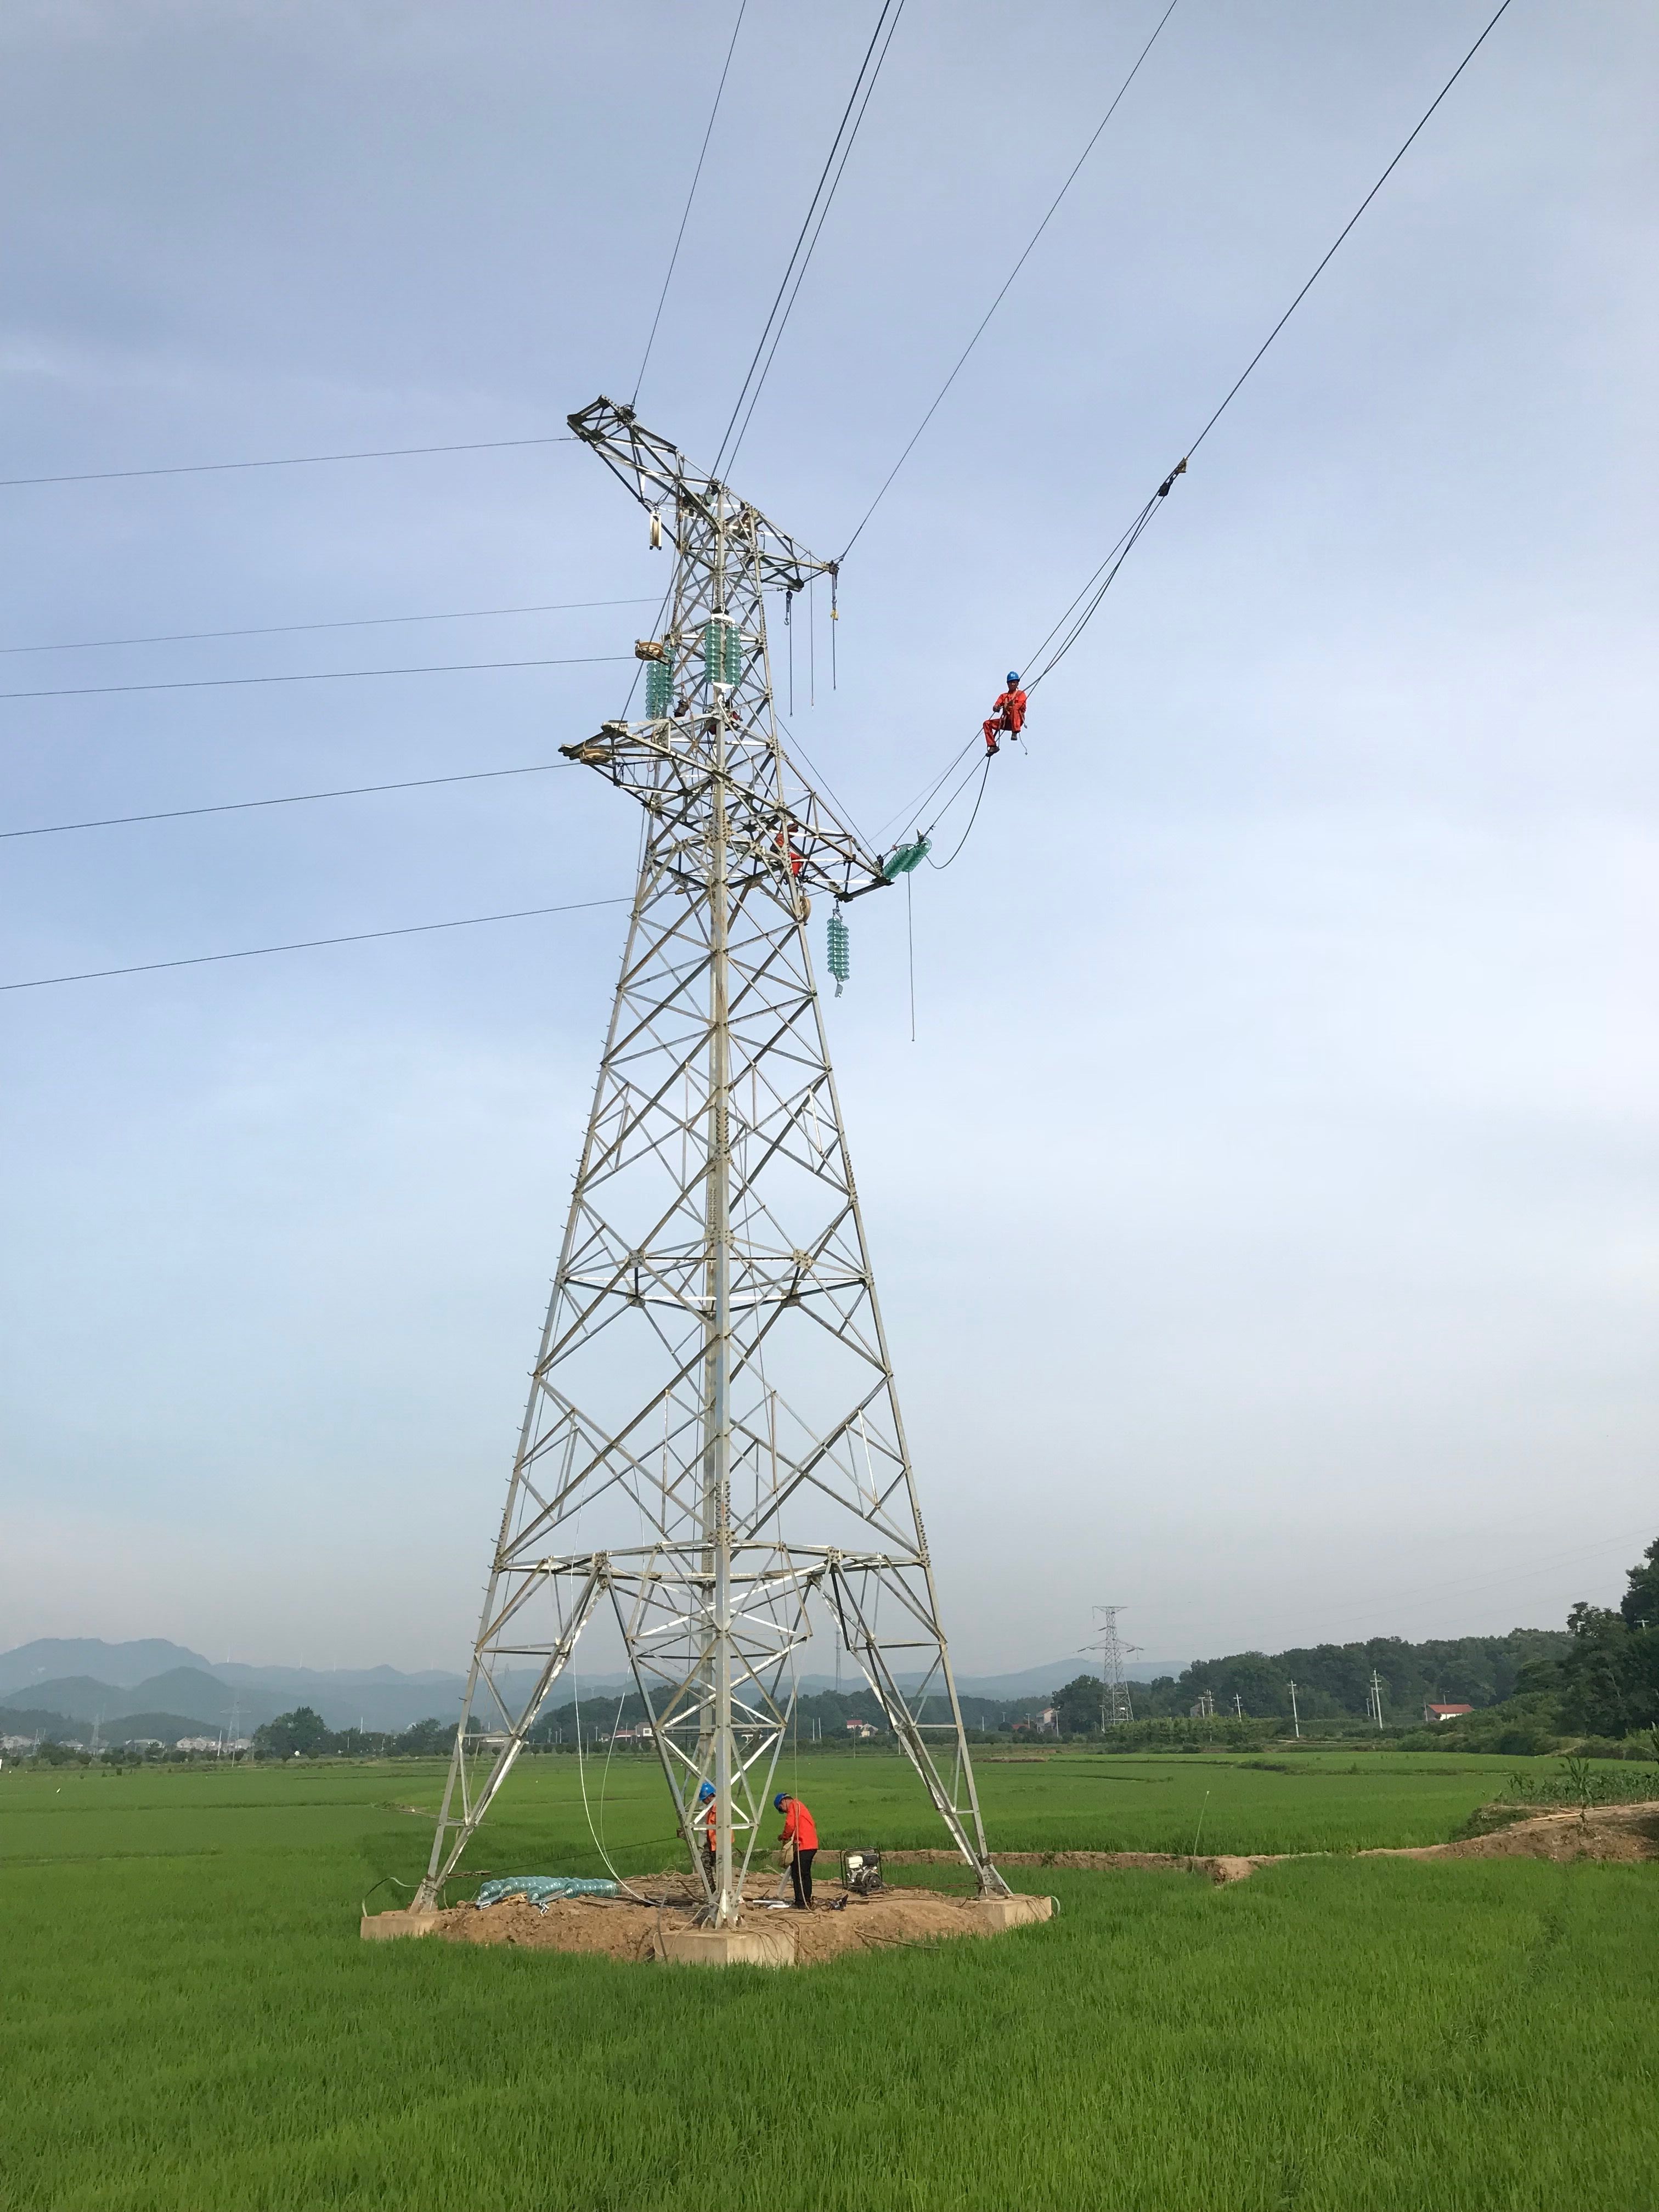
(414, 398, 1006, 1922)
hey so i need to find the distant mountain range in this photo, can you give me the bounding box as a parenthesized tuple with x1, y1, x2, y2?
(0, 1705, 229, 1748)
(0, 1637, 1192, 1741)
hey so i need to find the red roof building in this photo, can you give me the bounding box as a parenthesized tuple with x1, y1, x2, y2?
(1424, 1702, 1474, 1723)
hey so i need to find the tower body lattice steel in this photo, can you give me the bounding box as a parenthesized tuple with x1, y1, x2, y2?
(414, 398, 1006, 1922)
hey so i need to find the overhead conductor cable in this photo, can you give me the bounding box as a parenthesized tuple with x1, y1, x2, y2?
(1024, 0, 1516, 692)
(1, 895, 633, 995)
(0, 433, 577, 491)
(837, 0, 1183, 561)
(890, 0, 1517, 870)
(713, 0, 908, 475)
(633, 0, 750, 407)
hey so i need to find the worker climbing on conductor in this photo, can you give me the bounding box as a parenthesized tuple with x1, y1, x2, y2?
(983, 671, 1027, 757)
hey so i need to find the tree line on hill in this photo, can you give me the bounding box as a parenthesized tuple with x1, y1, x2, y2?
(1049, 1536, 1659, 1753)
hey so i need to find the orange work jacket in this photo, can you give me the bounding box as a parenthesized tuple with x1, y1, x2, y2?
(780, 1798, 818, 1851)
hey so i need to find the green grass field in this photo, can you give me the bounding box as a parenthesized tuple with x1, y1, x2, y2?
(4, 1750, 1656, 2211)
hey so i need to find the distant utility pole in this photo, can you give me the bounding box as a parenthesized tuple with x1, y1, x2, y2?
(1081, 1607, 1141, 1728)
(1367, 1671, 1385, 1731)
(1233, 1694, 1243, 1720)
(1288, 1679, 1301, 1740)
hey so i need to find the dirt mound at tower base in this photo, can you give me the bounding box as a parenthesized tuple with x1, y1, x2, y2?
(385, 1876, 1056, 1966)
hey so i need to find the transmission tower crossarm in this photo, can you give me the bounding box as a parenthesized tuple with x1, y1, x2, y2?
(567, 394, 890, 901)
(561, 720, 890, 903)
(568, 397, 837, 595)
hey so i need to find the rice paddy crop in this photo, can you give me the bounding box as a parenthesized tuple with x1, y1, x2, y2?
(3, 1751, 1655, 2210)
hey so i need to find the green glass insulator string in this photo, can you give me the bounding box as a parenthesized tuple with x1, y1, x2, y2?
(826, 909, 850, 997)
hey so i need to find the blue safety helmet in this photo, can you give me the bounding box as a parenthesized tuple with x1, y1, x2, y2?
(774, 1792, 788, 1811)
(1006, 670, 1020, 685)
(698, 1781, 715, 1802)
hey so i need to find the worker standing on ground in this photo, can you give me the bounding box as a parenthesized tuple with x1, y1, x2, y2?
(774, 1790, 819, 1909)
(982, 672, 1026, 756)
(697, 1780, 718, 1886)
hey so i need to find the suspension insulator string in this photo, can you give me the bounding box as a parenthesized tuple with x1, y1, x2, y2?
(826, 906, 850, 997)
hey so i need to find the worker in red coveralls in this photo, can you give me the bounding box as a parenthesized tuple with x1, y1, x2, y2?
(982, 672, 1026, 756)
(774, 1790, 819, 1909)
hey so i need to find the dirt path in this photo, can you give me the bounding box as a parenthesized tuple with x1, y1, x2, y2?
(886, 1801, 1659, 1885)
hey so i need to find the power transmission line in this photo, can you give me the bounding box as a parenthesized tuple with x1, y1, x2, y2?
(0, 434, 576, 491)
(1183, 0, 1515, 466)
(871, 0, 1517, 862)
(1023, 0, 1516, 693)
(713, 0, 907, 476)
(0, 652, 631, 704)
(0, 596, 657, 658)
(1, 761, 566, 842)
(1, 894, 631, 995)
(633, 0, 750, 407)
(837, 0, 1182, 561)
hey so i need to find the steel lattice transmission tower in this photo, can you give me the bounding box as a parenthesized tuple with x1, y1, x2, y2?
(1083, 1606, 1139, 1728)
(413, 398, 1007, 1923)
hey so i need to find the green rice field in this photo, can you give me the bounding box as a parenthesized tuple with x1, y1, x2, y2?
(4, 1749, 1656, 2210)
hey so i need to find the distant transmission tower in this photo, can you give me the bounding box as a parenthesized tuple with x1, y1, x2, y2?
(413, 398, 1006, 1922)
(1082, 1606, 1139, 1727)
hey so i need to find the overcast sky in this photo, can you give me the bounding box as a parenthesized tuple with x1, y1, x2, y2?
(1, 0, 1655, 1675)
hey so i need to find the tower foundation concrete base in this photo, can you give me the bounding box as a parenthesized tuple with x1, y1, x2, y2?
(972, 1894, 1057, 1932)
(658, 1924, 796, 1968)
(360, 1910, 445, 1942)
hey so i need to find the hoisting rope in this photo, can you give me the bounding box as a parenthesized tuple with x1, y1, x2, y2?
(867, 0, 1515, 873)
(571, 1670, 650, 1901)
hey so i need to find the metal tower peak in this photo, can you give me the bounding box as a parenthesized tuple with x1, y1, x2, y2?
(562, 397, 885, 910)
